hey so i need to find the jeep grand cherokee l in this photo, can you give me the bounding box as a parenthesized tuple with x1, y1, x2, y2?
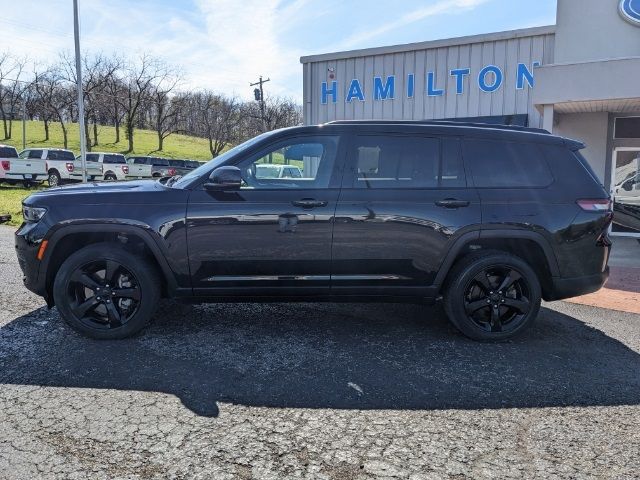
(15, 121, 612, 341)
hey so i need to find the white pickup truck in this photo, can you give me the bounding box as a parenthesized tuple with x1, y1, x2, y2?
(81, 152, 134, 181)
(19, 148, 95, 187)
(0, 144, 47, 187)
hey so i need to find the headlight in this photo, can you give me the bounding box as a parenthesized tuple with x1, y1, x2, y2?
(22, 205, 47, 223)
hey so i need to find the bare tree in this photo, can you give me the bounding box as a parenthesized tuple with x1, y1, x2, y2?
(33, 67, 75, 148)
(193, 92, 238, 157)
(148, 72, 181, 151)
(118, 55, 166, 153)
(0, 53, 29, 139)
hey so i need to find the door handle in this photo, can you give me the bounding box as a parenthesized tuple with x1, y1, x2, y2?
(435, 198, 470, 208)
(292, 198, 328, 209)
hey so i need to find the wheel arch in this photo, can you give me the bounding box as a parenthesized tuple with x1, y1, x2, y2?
(435, 229, 560, 298)
(42, 224, 179, 304)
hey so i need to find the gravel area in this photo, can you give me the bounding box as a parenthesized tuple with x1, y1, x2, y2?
(1, 225, 639, 479)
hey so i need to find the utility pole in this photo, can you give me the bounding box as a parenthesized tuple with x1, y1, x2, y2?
(73, 0, 88, 182)
(21, 96, 26, 151)
(250, 76, 270, 132)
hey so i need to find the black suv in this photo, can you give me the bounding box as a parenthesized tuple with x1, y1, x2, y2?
(15, 121, 612, 341)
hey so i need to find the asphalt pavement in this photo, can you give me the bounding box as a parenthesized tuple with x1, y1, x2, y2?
(0, 225, 639, 479)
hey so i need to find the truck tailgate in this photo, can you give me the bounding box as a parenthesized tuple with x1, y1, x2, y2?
(7, 158, 47, 175)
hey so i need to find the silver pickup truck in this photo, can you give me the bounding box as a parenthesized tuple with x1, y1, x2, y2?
(0, 144, 47, 187)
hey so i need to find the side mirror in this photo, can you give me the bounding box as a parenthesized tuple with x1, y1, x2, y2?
(204, 166, 242, 191)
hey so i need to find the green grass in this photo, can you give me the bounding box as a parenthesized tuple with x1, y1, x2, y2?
(0, 120, 219, 161)
(0, 185, 43, 227)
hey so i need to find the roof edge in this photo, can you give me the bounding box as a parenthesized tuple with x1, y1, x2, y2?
(300, 25, 556, 64)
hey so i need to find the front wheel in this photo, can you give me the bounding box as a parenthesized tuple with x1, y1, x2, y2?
(53, 244, 161, 339)
(104, 173, 117, 181)
(443, 252, 541, 341)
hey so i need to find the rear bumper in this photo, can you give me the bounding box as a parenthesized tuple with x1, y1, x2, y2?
(545, 267, 609, 301)
(5, 173, 48, 182)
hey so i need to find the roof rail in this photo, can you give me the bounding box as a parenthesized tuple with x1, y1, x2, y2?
(324, 119, 550, 135)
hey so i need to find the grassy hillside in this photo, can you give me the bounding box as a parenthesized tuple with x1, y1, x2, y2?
(0, 120, 217, 161)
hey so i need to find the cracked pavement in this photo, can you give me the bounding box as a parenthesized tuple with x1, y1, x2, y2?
(1, 225, 639, 479)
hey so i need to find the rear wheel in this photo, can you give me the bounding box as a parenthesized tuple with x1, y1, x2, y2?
(104, 172, 117, 181)
(48, 170, 61, 187)
(53, 244, 161, 339)
(443, 252, 541, 341)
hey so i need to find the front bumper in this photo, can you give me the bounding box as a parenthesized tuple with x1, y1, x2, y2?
(15, 224, 48, 300)
(545, 267, 610, 301)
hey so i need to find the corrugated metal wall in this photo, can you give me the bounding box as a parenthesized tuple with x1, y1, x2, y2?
(303, 32, 555, 127)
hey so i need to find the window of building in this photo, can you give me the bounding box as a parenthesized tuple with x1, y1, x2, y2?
(615, 117, 640, 139)
(464, 139, 553, 188)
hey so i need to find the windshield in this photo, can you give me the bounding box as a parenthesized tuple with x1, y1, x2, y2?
(172, 130, 278, 188)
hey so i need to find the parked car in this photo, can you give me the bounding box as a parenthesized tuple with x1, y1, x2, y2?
(81, 152, 129, 181)
(127, 156, 176, 177)
(255, 163, 303, 179)
(20, 148, 83, 187)
(0, 144, 47, 187)
(16, 121, 612, 341)
(167, 159, 191, 176)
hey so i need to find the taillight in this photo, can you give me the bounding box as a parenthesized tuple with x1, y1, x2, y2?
(168, 168, 176, 176)
(1, 160, 9, 171)
(122, 165, 129, 174)
(576, 199, 612, 212)
(66, 162, 74, 172)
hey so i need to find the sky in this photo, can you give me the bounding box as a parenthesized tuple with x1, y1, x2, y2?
(1, 0, 557, 102)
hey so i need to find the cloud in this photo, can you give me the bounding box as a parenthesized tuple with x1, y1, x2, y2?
(339, 0, 492, 49)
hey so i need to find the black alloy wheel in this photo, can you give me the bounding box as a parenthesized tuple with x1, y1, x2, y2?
(66, 259, 142, 330)
(53, 243, 160, 339)
(463, 265, 531, 334)
(443, 251, 541, 341)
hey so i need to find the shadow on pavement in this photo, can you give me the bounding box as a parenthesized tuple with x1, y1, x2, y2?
(1, 302, 639, 417)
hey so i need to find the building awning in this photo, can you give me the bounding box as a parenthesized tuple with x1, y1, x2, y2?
(533, 57, 640, 114)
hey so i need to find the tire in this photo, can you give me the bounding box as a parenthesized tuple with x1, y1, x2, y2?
(443, 251, 541, 342)
(104, 173, 117, 181)
(53, 243, 161, 339)
(48, 170, 61, 187)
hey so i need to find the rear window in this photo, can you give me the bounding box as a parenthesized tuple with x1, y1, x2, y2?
(103, 154, 126, 164)
(48, 150, 75, 161)
(168, 159, 185, 167)
(151, 157, 169, 167)
(464, 139, 553, 188)
(0, 146, 18, 158)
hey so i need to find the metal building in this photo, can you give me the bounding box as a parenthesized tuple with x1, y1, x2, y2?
(300, 0, 640, 237)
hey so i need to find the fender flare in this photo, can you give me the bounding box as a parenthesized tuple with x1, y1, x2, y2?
(41, 222, 179, 295)
(433, 229, 560, 288)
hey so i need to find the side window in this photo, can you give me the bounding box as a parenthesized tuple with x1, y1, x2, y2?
(86, 153, 98, 162)
(351, 135, 439, 189)
(441, 138, 466, 187)
(28, 150, 43, 159)
(238, 136, 339, 189)
(18, 150, 30, 159)
(464, 139, 553, 188)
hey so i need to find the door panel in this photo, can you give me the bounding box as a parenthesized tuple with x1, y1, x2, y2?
(331, 135, 481, 295)
(186, 134, 344, 295)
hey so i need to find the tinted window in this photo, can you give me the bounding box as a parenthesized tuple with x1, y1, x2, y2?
(48, 150, 75, 161)
(28, 150, 43, 159)
(132, 157, 146, 164)
(441, 138, 465, 187)
(614, 117, 640, 139)
(150, 157, 169, 167)
(239, 136, 339, 189)
(103, 154, 126, 164)
(0, 146, 18, 158)
(169, 159, 185, 167)
(85, 153, 99, 162)
(351, 135, 439, 189)
(464, 139, 553, 188)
